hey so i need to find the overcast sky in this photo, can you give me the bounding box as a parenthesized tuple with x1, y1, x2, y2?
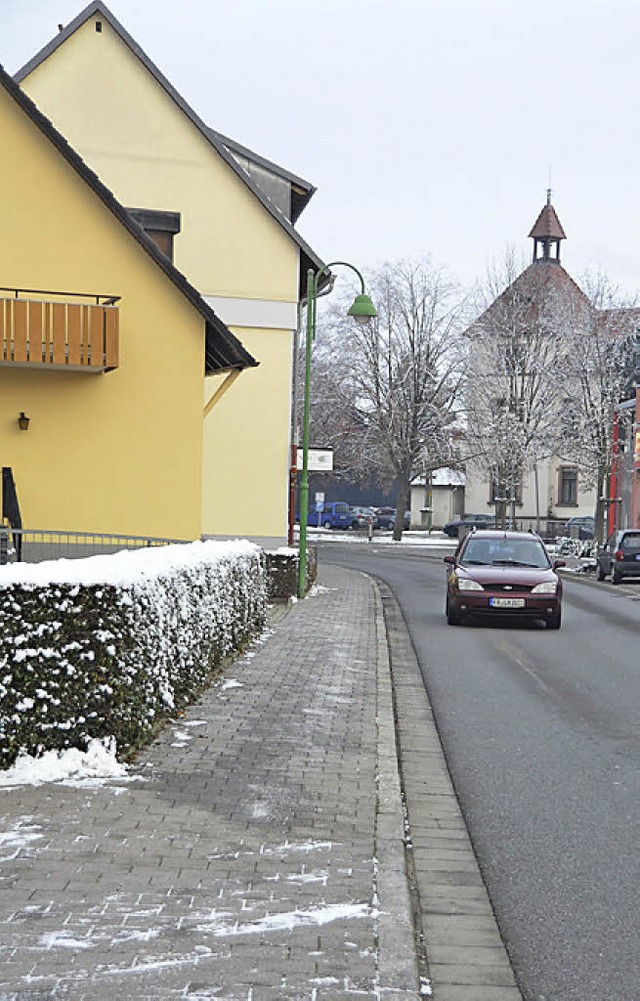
(3, 0, 639, 296)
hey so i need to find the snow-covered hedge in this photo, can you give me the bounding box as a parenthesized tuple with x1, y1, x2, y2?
(0, 540, 266, 769)
(552, 535, 597, 559)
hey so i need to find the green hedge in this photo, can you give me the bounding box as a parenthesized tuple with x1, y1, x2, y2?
(0, 541, 265, 768)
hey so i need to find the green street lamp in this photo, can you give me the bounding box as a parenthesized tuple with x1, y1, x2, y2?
(298, 262, 376, 598)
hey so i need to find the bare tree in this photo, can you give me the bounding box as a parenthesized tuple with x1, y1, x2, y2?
(308, 258, 467, 539)
(550, 270, 639, 542)
(464, 251, 570, 528)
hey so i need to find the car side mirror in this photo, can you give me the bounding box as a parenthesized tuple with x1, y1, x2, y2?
(553, 559, 565, 570)
(443, 554, 456, 565)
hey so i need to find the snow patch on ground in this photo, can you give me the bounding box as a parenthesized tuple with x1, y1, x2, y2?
(0, 737, 128, 788)
(0, 818, 43, 860)
(197, 902, 370, 937)
(40, 930, 94, 950)
(307, 584, 334, 597)
(220, 679, 243, 691)
(294, 527, 453, 547)
(208, 839, 334, 861)
(286, 870, 329, 885)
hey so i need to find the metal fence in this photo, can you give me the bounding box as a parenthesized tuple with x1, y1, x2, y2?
(0, 527, 185, 565)
(509, 518, 567, 540)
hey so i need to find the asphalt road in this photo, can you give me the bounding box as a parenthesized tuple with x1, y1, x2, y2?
(320, 539, 640, 1001)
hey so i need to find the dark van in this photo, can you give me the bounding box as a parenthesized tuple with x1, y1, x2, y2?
(305, 502, 350, 529)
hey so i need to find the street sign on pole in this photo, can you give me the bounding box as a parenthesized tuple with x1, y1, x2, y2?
(296, 448, 333, 472)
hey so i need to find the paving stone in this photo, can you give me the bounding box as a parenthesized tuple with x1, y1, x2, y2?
(0, 566, 417, 999)
(0, 565, 528, 1001)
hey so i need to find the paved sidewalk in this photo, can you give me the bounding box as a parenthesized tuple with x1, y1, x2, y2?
(0, 566, 419, 1000)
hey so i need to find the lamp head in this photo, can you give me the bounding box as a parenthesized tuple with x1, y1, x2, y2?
(347, 293, 377, 326)
(18, 412, 30, 431)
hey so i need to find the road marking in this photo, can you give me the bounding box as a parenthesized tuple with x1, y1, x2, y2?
(494, 640, 554, 698)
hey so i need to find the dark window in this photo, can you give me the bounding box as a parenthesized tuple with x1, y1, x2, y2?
(558, 466, 578, 506)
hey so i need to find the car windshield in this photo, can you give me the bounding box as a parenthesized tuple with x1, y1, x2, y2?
(334, 503, 349, 514)
(621, 533, 640, 552)
(460, 538, 550, 568)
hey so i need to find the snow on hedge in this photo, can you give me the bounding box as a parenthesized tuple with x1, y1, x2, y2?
(0, 540, 266, 769)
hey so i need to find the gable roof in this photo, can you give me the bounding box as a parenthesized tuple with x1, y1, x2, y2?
(0, 62, 256, 374)
(15, 1, 327, 295)
(468, 260, 593, 337)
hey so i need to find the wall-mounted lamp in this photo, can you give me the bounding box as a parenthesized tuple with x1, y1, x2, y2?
(17, 412, 30, 431)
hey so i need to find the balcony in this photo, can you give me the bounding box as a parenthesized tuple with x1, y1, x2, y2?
(0, 288, 120, 373)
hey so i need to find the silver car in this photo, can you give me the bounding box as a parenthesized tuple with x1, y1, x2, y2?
(349, 506, 379, 530)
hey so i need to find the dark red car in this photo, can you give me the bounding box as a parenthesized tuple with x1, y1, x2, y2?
(444, 530, 564, 629)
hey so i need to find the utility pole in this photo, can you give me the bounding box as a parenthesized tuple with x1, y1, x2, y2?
(630, 340, 640, 529)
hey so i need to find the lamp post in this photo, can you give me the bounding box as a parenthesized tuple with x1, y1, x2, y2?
(298, 263, 376, 598)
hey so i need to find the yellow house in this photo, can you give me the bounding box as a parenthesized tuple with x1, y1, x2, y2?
(0, 64, 256, 541)
(16, 1, 327, 543)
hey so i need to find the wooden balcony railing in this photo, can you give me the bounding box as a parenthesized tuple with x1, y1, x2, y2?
(0, 289, 120, 372)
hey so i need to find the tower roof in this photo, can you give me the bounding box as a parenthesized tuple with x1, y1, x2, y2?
(528, 193, 566, 241)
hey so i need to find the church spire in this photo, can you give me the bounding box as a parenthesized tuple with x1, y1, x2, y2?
(528, 190, 566, 264)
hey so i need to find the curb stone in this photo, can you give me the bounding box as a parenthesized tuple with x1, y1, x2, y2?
(371, 580, 423, 998)
(375, 579, 525, 1001)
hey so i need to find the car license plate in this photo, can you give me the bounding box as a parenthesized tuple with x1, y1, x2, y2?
(489, 597, 525, 608)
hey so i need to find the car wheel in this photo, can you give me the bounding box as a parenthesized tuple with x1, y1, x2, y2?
(611, 568, 622, 584)
(596, 565, 606, 582)
(547, 608, 562, 630)
(351, 520, 359, 530)
(446, 596, 462, 626)
(323, 520, 332, 529)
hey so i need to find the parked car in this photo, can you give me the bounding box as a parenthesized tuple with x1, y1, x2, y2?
(375, 507, 396, 529)
(349, 506, 379, 530)
(596, 529, 640, 583)
(564, 515, 595, 540)
(443, 513, 495, 538)
(443, 529, 564, 628)
(374, 507, 411, 531)
(303, 501, 351, 530)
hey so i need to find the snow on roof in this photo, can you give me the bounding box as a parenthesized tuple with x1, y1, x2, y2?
(411, 468, 465, 488)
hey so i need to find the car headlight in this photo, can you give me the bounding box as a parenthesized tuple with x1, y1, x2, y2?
(456, 576, 484, 592)
(531, 581, 557, 594)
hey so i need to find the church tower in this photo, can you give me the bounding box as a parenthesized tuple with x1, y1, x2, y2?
(528, 190, 566, 264)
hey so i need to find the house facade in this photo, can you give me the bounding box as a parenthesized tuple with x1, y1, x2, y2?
(463, 196, 629, 536)
(16, 2, 325, 542)
(410, 469, 465, 529)
(0, 66, 254, 541)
